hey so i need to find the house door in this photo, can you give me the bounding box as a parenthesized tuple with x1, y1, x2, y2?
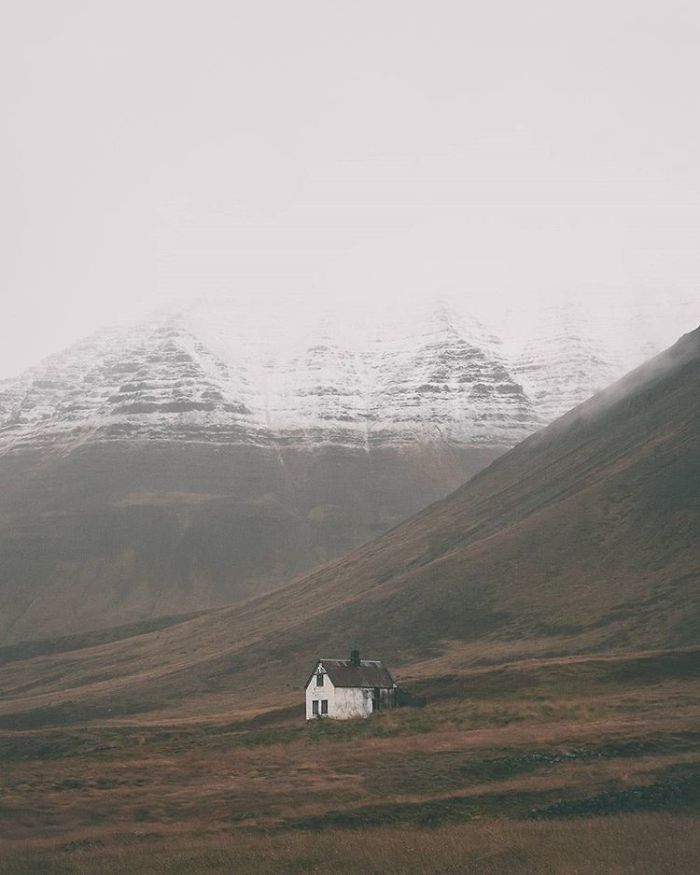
(372, 688, 380, 712)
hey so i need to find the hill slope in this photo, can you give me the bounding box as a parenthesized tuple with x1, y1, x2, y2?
(0, 325, 697, 726)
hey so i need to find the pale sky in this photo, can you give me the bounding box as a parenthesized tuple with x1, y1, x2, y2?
(2, 1, 699, 378)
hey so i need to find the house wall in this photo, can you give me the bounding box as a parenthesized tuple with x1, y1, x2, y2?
(305, 662, 336, 720)
(305, 662, 394, 720)
(332, 686, 374, 719)
(378, 687, 397, 710)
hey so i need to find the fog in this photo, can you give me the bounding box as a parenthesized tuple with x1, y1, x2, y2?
(2, 1, 699, 378)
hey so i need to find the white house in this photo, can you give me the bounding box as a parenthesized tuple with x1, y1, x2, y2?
(305, 650, 397, 720)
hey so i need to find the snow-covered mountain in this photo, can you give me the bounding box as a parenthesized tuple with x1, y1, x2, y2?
(0, 295, 695, 644)
(1, 295, 694, 456)
(503, 296, 698, 422)
(0, 302, 532, 454)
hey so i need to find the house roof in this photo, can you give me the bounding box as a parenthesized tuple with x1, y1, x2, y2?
(306, 658, 396, 689)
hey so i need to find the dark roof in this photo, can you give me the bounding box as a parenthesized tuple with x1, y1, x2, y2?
(306, 658, 395, 689)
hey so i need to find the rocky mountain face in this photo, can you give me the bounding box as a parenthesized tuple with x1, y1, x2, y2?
(0, 303, 539, 453)
(2, 296, 693, 455)
(0, 297, 695, 643)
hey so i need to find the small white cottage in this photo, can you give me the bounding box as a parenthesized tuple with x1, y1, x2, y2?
(305, 650, 397, 720)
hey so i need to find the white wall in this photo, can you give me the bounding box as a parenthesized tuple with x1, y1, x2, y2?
(305, 662, 333, 720)
(305, 662, 375, 720)
(332, 686, 374, 720)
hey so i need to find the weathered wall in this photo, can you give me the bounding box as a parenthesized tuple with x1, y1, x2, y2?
(306, 663, 389, 720)
(332, 686, 373, 719)
(305, 662, 336, 720)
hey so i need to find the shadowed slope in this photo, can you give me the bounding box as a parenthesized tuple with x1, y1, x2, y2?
(0, 439, 500, 644)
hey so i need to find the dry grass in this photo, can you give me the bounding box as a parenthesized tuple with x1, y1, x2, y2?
(2, 815, 699, 874)
(1, 648, 698, 871)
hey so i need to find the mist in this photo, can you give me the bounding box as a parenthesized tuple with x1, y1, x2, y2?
(3, 1, 699, 378)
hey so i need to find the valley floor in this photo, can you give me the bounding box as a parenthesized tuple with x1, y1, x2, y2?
(1, 646, 699, 873)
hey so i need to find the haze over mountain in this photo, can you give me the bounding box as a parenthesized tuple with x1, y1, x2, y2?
(1, 323, 697, 726)
(0, 298, 695, 644)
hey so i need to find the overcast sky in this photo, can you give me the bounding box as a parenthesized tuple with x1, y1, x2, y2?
(2, 1, 699, 378)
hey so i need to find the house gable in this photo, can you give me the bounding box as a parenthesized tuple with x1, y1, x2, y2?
(304, 660, 335, 691)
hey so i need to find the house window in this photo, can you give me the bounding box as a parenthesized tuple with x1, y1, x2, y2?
(316, 672, 324, 686)
(312, 700, 319, 716)
(321, 700, 328, 715)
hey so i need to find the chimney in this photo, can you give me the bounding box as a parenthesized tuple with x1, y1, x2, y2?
(350, 649, 361, 666)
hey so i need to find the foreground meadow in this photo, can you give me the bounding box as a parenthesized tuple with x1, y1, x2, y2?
(3, 814, 700, 874)
(1, 647, 699, 873)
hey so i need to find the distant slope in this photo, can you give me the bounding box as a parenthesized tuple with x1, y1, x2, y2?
(0, 440, 501, 645)
(0, 326, 697, 726)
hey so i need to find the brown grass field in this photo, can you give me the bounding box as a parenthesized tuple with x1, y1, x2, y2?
(1, 645, 699, 873)
(3, 816, 700, 874)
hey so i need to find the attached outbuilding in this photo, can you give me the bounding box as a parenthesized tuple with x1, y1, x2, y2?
(305, 650, 397, 720)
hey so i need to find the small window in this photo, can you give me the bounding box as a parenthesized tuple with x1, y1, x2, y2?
(316, 672, 324, 687)
(321, 699, 328, 715)
(312, 700, 319, 716)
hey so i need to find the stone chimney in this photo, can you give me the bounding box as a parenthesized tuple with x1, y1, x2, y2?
(350, 649, 361, 666)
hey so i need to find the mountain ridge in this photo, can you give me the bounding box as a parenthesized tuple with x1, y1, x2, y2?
(1, 297, 694, 455)
(0, 302, 695, 645)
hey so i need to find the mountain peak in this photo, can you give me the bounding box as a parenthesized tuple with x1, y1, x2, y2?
(1, 299, 694, 458)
